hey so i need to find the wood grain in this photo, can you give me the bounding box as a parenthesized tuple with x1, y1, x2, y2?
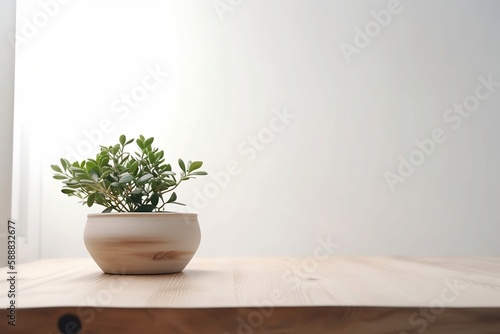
(2, 307, 500, 334)
(83, 213, 201, 274)
(1, 256, 499, 333)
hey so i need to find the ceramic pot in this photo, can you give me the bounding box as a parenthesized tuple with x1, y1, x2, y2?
(83, 212, 201, 274)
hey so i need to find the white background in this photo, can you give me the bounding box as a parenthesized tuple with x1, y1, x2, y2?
(11, 0, 500, 261)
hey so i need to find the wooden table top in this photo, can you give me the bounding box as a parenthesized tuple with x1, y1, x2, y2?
(1, 256, 500, 333)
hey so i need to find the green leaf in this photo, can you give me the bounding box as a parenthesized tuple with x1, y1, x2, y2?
(129, 194, 143, 204)
(144, 137, 154, 148)
(119, 134, 126, 146)
(86, 161, 98, 173)
(189, 171, 207, 176)
(112, 144, 120, 155)
(63, 180, 79, 186)
(100, 156, 110, 166)
(137, 173, 154, 185)
(157, 180, 175, 191)
(102, 207, 113, 213)
(53, 174, 68, 180)
(148, 151, 156, 163)
(119, 173, 134, 184)
(188, 161, 203, 173)
(178, 159, 186, 172)
(167, 192, 177, 203)
(150, 193, 159, 207)
(74, 172, 92, 181)
(60, 158, 68, 170)
(51, 164, 62, 173)
(136, 138, 144, 149)
(95, 193, 106, 205)
(135, 205, 155, 212)
(163, 179, 177, 186)
(129, 161, 139, 175)
(61, 189, 75, 195)
(80, 179, 95, 184)
(101, 170, 112, 179)
(87, 193, 96, 207)
(69, 166, 86, 173)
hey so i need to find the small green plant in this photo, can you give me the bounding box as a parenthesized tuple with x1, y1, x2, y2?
(51, 134, 207, 213)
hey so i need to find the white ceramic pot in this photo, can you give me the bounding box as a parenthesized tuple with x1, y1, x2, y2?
(83, 212, 201, 274)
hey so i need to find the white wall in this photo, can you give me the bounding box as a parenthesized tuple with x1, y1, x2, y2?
(12, 0, 500, 260)
(0, 0, 15, 266)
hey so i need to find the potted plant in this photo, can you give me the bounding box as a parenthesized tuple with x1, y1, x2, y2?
(51, 134, 207, 274)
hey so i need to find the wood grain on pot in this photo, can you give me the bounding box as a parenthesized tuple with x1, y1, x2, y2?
(83, 213, 201, 274)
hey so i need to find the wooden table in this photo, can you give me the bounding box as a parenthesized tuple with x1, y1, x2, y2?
(1, 257, 500, 333)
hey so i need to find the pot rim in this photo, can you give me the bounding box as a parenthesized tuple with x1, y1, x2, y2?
(87, 212, 198, 218)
